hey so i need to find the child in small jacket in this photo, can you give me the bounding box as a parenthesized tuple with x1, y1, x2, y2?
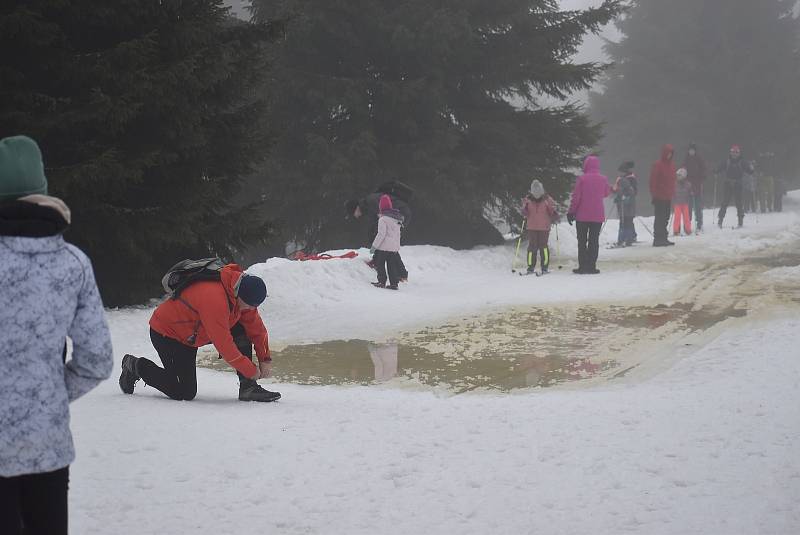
(673, 168, 693, 235)
(521, 180, 557, 274)
(370, 194, 404, 289)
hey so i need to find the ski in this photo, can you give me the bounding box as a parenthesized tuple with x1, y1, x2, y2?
(519, 270, 549, 277)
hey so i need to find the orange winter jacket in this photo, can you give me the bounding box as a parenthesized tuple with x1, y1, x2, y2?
(149, 264, 270, 378)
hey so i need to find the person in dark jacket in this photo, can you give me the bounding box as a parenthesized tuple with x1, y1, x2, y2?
(612, 161, 637, 246)
(682, 144, 707, 231)
(649, 144, 677, 246)
(715, 145, 753, 228)
(0, 135, 113, 535)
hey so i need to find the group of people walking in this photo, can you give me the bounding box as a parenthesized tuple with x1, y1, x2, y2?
(528, 142, 789, 275)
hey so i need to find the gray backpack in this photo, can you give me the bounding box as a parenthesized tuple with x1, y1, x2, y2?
(161, 258, 225, 299)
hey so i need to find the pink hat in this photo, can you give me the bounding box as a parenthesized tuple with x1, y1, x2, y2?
(379, 194, 393, 212)
(730, 144, 741, 152)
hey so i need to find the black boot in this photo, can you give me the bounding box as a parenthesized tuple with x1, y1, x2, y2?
(119, 354, 140, 394)
(239, 378, 281, 402)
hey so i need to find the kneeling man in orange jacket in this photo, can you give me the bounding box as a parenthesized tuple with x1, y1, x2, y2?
(119, 264, 280, 402)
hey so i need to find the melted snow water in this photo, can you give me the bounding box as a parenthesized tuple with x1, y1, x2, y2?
(196, 303, 750, 393)
(196, 250, 800, 393)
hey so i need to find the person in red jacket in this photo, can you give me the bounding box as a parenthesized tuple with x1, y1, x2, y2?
(118, 264, 280, 402)
(649, 144, 677, 247)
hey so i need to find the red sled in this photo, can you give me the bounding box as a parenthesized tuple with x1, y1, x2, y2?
(290, 250, 359, 261)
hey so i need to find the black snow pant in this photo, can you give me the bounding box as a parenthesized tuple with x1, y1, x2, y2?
(373, 249, 402, 287)
(139, 324, 255, 400)
(526, 229, 551, 271)
(718, 180, 744, 225)
(368, 225, 408, 279)
(0, 467, 69, 535)
(652, 199, 671, 243)
(576, 221, 602, 272)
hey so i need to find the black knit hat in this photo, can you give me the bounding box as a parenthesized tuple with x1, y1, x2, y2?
(618, 161, 635, 173)
(237, 275, 267, 306)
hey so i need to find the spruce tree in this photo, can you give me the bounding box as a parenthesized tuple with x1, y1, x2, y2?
(249, 0, 624, 250)
(590, 0, 800, 191)
(0, 0, 278, 305)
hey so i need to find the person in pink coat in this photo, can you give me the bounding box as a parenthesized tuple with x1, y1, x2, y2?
(520, 179, 558, 274)
(567, 155, 611, 274)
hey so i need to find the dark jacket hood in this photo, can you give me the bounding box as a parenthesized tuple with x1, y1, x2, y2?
(0, 195, 71, 237)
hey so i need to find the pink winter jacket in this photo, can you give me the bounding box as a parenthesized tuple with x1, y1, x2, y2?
(522, 195, 557, 231)
(372, 212, 402, 252)
(568, 155, 611, 223)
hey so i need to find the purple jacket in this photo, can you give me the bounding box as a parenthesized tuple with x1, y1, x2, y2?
(568, 156, 611, 223)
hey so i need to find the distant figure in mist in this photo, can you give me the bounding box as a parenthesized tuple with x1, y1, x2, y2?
(0, 135, 113, 535)
(649, 144, 677, 247)
(612, 161, 638, 247)
(672, 168, 693, 236)
(715, 145, 753, 228)
(567, 154, 611, 274)
(682, 144, 707, 231)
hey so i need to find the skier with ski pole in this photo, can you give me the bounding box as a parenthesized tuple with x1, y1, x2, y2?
(519, 180, 558, 276)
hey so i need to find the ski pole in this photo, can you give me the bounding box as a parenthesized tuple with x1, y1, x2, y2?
(555, 224, 560, 258)
(636, 216, 654, 237)
(512, 219, 526, 273)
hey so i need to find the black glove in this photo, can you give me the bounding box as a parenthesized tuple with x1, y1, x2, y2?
(567, 213, 575, 226)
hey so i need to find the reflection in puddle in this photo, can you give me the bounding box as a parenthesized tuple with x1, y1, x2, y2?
(198, 340, 616, 392)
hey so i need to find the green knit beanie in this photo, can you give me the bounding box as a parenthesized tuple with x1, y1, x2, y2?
(0, 135, 48, 201)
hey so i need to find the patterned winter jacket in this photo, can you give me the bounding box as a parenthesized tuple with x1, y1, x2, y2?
(0, 196, 113, 477)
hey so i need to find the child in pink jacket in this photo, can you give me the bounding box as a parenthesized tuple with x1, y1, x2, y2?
(521, 180, 558, 274)
(370, 194, 404, 290)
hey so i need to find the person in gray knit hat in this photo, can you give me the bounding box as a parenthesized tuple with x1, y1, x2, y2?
(0, 135, 113, 535)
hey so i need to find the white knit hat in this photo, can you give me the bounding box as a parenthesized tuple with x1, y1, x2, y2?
(529, 179, 545, 198)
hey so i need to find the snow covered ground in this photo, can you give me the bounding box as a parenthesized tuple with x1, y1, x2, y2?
(70, 193, 800, 534)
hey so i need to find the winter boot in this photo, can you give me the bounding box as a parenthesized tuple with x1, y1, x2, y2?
(386, 284, 399, 290)
(119, 354, 140, 394)
(238, 379, 281, 402)
(372, 281, 386, 288)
